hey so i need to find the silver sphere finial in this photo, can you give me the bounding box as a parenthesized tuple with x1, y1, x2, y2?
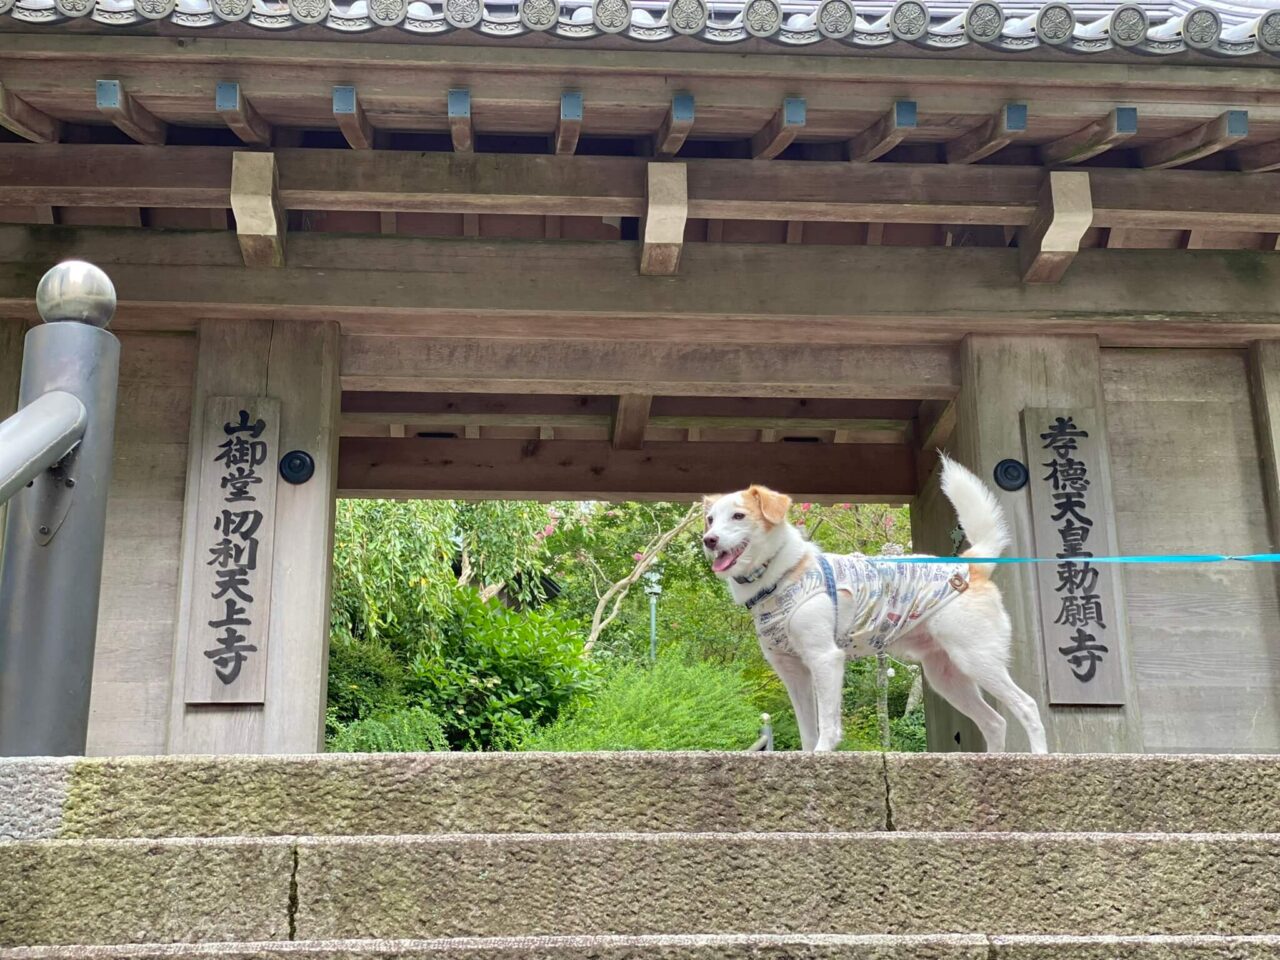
(35, 260, 116, 328)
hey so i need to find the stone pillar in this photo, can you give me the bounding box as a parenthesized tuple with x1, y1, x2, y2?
(168, 319, 340, 754)
(915, 335, 1143, 753)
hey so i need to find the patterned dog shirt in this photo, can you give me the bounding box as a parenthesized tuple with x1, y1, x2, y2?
(749, 553, 970, 658)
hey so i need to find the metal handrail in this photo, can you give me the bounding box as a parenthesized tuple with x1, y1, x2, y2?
(746, 712, 774, 752)
(0, 390, 87, 506)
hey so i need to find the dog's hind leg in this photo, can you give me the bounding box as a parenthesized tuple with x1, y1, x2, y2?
(920, 649, 1008, 753)
(767, 652, 817, 751)
(970, 663, 1048, 755)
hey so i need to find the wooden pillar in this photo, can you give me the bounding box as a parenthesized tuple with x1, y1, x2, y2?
(168, 319, 339, 754)
(0, 319, 22, 558)
(914, 335, 1143, 753)
(1248, 342, 1280, 554)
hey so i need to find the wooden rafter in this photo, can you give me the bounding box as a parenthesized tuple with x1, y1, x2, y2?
(449, 88, 473, 154)
(337, 437, 916, 501)
(847, 101, 917, 163)
(610, 394, 652, 449)
(0, 82, 61, 144)
(946, 104, 1027, 165)
(556, 92, 583, 156)
(332, 86, 373, 150)
(656, 93, 695, 159)
(216, 82, 272, 146)
(96, 80, 165, 146)
(640, 162, 687, 276)
(1233, 138, 1280, 174)
(1017, 171, 1093, 284)
(1140, 110, 1248, 170)
(1039, 108, 1137, 166)
(751, 98, 805, 160)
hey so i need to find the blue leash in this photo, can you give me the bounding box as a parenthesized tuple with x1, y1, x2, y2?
(873, 553, 1280, 565)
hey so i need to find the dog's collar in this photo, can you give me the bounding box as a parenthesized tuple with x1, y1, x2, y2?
(733, 561, 771, 585)
(744, 583, 778, 610)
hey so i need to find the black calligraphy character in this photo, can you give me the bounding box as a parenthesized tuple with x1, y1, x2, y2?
(1055, 561, 1099, 596)
(207, 537, 259, 571)
(215, 509, 263, 542)
(1040, 416, 1089, 458)
(1050, 492, 1093, 527)
(212, 565, 254, 603)
(220, 466, 264, 503)
(1056, 519, 1093, 559)
(204, 627, 258, 685)
(1058, 628, 1109, 683)
(1042, 457, 1090, 494)
(1054, 593, 1107, 630)
(208, 596, 251, 630)
(224, 409, 266, 439)
(216, 435, 268, 470)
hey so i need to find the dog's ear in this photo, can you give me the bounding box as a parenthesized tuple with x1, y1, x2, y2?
(747, 485, 792, 526)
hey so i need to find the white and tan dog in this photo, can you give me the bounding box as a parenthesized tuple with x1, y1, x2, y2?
(703, 455, 1047, 753)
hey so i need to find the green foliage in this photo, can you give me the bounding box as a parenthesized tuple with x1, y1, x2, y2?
(327, 705, 449, 753)
(326, 636, 407, 725)
(521, 655, 762, 752)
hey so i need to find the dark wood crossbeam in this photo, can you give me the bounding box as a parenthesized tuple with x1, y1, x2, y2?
(337, 437, 916, 501)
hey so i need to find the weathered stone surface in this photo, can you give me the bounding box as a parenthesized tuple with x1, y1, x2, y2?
(294, 832, 1280, 940)
(887, 754, 1280, 833)
(57, 753, 887, 839)
(991, 935, 1280, 959)
(0, 759, 71, 841)
(0, 837, 294, 947)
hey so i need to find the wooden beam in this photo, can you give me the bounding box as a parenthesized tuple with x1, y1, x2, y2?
(847, 100, 917, 163)
(1039, 107, 1137, 166)
(610, 393, 652, 449)
(230, 152, 285, 268)
(865, 223, 884, 246)
(0, 82, 61, 143)
(337, 437, 917, 501)
(556, 92, 583, 156)
(785, 221, 804, 244)
(333, 86, 373, 150)
(96, 80, 165, 146)
(448, 88, 473, 154)
(640, 162, 687, 276)
(1017, 171, 1093, 284)
(1140, 110, 1248, 170)
(656, 93, 695, 159)
(1233, 138, 1280, 174)
(462, 213, 480, 237)
(215, 82, 271, 146)
(1249, 341, 1280, 555)
(751, 98, 805, 160)
(945, 103, 1027, 165)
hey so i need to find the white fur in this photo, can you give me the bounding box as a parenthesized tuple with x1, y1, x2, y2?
(703, 461, 1048, 754)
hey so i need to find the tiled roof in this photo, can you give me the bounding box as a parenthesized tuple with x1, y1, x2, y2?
(4, 0, 1279, 57)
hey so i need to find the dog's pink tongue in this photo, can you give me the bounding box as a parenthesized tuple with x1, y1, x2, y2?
(713, 551, 736, 573)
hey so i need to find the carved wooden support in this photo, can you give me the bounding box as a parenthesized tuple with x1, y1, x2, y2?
(751, 98, 805, 160)
(556, 92, 582, 156)
(946, 103, 1027, 164)
(611, 394, 652, 450)
(1140, 110, 1247, 170)
(0, 82, 61, 143)
(1233, 137, 1280, 174)
(848, 100, 917, 162)
(96, 80, 166, 146)
(1039, 107, 1137, 166)
(449, 88, 473, 154)
(231, 152, 285, 268)
(640, 162, 687, 276)
(656, 93, 695, 159)
(216, 82, 272, 146)
(1017, 171, 1093, 284)
(333, 86, 373, 150)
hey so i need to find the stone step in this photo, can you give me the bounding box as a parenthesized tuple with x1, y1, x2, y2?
(6, 832, 1280, 947)
(4, 935, 1280, 960)
(6, 752, 1280, 841)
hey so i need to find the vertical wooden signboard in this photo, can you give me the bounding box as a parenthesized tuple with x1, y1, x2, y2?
(184, 397, 280, 705)
(1022, 407, 1126, 706)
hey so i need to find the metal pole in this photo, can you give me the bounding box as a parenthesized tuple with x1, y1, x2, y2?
(0, 261, 120, 757)
(648, 593, 657, 663)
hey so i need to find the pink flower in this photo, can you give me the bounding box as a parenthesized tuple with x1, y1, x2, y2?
(838, 503, 852, 510)
(800, 502, 812, 512)
(633, 552, 644, 561)
(882, 515, 895, 531)
(796, 519, 806, 527)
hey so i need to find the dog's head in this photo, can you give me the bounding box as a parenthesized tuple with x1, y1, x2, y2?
(702, 484, 793, 579)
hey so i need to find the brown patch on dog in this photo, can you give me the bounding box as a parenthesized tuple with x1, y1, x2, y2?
(745, 484, 792, 527)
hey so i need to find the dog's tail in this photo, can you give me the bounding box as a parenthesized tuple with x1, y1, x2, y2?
(939, 453, 1011, 579)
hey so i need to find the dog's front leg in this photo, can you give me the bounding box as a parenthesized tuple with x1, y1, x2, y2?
(789, 598, 846, 752)
(766, 652, 817, 751)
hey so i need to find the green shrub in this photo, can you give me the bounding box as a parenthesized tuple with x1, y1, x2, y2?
(326, 637, 408, 727)
(522, 656, 762, 751)
(327, 705, 450, 753)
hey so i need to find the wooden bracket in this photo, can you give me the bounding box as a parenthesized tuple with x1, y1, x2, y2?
(556, 92, 583, 155)
(914, 399, 956, 486)
(656, 93, 695, 159)
(611, 394, 653, 449)
(751, 98, 805, 160)
(1233, 137, 1280, 174)
(640, 162, 688, 276)
(945, 103, 1026, 165)
(230, 152, 285, 268)
(449, 89, 473, 154)
(0, 83, 61, 143)
(333, 86, 373, 150)
(216, 82, 271, 146)
(96, 80, 165, 146)
(847, 100, 917, 162)
(1140, 110, 1247, 170)
(1017, 171, 1093, 284)
(1039, 107, 1137, 166)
